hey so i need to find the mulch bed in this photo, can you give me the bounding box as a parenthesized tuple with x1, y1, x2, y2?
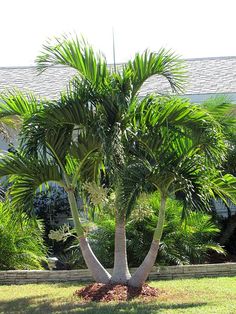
(74, 283, 160, 302)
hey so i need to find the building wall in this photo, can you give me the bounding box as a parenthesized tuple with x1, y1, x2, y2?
(213, 199, 236, 218)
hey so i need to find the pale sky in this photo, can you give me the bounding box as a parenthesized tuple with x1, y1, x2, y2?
(0, 0, 235, 66)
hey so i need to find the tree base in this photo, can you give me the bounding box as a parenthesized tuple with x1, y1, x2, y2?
(74, 283, 160, 302)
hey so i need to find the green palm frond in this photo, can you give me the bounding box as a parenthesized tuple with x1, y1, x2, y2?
(118, 97, 235, 217)
(0, 90, 43, 119)
(42, 82, 95, 126)
(0, 152, 63, 216)
(132, 96, 226, 165)
(124, 49, 186, 98)
(70, 142, 103, 184)
(201, 96, 236, 131)
(46, 126, 74, 163)
(18, 79, 97, 158)
(20, 118, 73, 162)
(117, 159, 153, 218)
(0, 90, 47, 148)
(209, 173, 236, 204)
(36, 35, 110, 85)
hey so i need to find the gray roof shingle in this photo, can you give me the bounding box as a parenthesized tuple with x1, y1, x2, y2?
(0, 56, 236, 99)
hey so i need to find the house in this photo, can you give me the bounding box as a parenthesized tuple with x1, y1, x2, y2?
(0, 56, 236, 217)
(0, 56, 235, 102)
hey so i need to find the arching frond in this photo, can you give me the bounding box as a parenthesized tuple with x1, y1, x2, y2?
(124, 49, 186, 98)
(117, 96, 236, 218)
(36, 35, 110, 85)
(0, 90, 46, 146)
(201, 96, 236, 128)
(131, 96, 226, 166)
(0, 90, 43, 119)
(70, 131, 103, 185)
(117, 159, 153, 218)
(0, 152, 63, 216)
(209, 173, 236, 204)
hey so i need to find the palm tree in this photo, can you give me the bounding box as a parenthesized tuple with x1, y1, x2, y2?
(0, 142, 113, 282)
(1, 94, 235, 288)
(0, 35, 235, 287)
(117, 96, 236, 287)
(0, 35, 186, 284)
(201, 96, 236, 248)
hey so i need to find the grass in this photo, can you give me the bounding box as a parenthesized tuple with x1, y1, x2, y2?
(0, 277, 236, 313)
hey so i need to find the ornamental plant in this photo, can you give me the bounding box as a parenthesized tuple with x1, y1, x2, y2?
(0, 35, 235, 287)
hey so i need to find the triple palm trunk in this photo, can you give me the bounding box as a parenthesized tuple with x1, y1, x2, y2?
(67, 190, 111, 284)
(111, 216, 131, 283)
(128, 194, 166, 287)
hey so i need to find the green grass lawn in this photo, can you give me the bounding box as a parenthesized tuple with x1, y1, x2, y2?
(0, 277, 236, 314)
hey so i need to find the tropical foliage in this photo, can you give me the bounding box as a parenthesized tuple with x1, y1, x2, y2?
(86, 193, 225, 267)
(0, 202, 47, 270)
(0, 35, 235, 286)
(49, 192, 225, 269)
(200, 96, 236, 176)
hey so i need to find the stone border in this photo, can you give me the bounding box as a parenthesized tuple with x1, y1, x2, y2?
(0, 263, 236, 285)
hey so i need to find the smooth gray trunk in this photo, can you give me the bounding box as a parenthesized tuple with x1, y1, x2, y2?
(111, 221, 131, 283)
(67, 190, 111, 284)
(79, 237, 111, 283)
(128, 194, 166, 287)
(128, 240, 159, 287)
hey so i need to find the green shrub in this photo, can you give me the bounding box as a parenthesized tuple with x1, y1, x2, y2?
(33, 187, 72, 256)
(130, 193, 225, 265)
(50, 192, 224, 269)
(90, 193, 224, 267)
(0, 202, 48, 270)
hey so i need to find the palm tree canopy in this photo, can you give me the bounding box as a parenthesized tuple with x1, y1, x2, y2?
(0, 36, 186, 189)
(201, 96, 236, 177)
(0, 35, 235, 220)
(117, 96, 236, 217)
(36, 35, 186, 94)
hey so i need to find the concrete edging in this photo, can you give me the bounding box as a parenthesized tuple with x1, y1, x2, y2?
(1, 263, 236, 285)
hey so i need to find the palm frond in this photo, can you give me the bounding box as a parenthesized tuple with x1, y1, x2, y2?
(201, 96, 236, 129)
(70, 140, 103, 184)
(0, 89, 43, 118)
(117, 159, 153, 218)
(36, 35, 110, 85)
(0, 152, 63, 216)
(131, 96, 226, 166)
(209, 174, 236, 205)
(124, 49, 186, 98)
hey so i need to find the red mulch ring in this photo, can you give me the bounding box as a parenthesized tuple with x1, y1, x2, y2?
(74, 283, 160, 302)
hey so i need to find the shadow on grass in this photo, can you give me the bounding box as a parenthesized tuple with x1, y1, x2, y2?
(0, 295, 208, 314)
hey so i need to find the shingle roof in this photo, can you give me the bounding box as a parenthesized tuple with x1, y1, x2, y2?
(0, 56, 236, 99)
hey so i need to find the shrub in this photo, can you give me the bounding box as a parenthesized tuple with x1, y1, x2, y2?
(34, 186, 71, 232)
(0, 202, 48, 270)
(90, 193, 224, 267)
(50, 192, 224, 269)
